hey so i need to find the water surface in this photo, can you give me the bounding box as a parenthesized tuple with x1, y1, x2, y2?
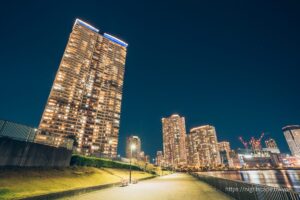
(199, 170, 300, 192)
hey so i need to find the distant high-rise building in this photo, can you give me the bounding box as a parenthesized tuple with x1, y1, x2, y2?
(185, 134, 194, 166)
(218, 141, 233, 167)
(156, 151, 163, 166)
(188, 125, 221, 168)
(36, 19, 128, 158)
(140, 151, 145, 159)
(126, 136, 141, 159)
(162, 114, 187, 168)
(263, 138, 280, 154)
(265, 138, 278, 149)
(283, 125, 300, 157)
(144, 155, 150, 163)
(218, 141, 231, 152)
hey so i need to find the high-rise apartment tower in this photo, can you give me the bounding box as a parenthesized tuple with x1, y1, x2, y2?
(188, 125, 221, 168)
(162, 114, 187, 168)
(283, 125, 300, 157)
(265, 138, 278, 149)
(36, 19, 128, 158)
(126, 135, 142, 159)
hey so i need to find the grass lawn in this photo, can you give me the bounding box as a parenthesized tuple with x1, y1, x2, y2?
(0, 167, 154, 200)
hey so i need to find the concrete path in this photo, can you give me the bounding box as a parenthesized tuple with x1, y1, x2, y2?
(59, 173, 232, 200)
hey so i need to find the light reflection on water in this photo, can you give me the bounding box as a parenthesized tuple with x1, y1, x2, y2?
(199, 170, 300, 192)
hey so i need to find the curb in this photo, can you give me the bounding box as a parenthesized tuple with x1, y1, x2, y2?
(19, 176, 157, 200)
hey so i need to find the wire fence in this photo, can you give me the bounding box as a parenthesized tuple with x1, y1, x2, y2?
(192, 173, 300, 200)
(0, 120, 36, 142)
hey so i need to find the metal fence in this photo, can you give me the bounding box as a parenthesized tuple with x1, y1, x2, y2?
(0, 120, 36, 142)
(0, 120, 74, 150)
(192, 173, 300, 200)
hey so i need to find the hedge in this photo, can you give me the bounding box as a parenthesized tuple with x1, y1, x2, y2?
(70, 155, 142, 171)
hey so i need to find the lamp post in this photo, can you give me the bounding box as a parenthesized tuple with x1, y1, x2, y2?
(129, 144, 136, 183)
(108, 139, 112, 160)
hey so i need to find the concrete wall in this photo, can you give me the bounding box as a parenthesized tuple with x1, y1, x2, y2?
(0, 137, 72, 167)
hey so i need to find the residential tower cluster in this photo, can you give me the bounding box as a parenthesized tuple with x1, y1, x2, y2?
(156, 114, 300, 170)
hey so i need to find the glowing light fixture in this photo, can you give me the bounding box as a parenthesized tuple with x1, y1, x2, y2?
(74, 19, 99, 33)
(131, 144, 136, 150)
(103, 33, 128, 47)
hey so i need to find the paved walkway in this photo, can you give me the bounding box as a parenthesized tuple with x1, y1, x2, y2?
(59, 173, 232, 200)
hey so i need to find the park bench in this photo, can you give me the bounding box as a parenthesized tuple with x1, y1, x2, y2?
(120, 179, 129, 187)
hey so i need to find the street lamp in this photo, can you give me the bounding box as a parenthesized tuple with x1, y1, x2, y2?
(129, 144, 136, 183)
(108, 139, 113, 159)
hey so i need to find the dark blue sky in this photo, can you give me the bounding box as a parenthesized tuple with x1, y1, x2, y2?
(0, 0, 300, 158)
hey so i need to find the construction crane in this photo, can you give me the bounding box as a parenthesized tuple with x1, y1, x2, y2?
(249, 132, 264, 152)
(239, 136, 248, 149)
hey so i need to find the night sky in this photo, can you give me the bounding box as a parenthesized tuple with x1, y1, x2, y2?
(1, 1, 300, 159)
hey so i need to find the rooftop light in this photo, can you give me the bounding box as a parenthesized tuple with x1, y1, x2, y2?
(74, 18, 99, 33)
(103, 33, 128, 47)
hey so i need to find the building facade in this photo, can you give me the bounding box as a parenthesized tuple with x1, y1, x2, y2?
(126, 136, 141, 159)
(283, 125, 300, 157)
(188, 125, 221, 168)
(162, 114, 187, 168)
(263, 138, 280, 154)
(218, 141, 233, 167)
(36, 19, 128, 158)
(185, 134, 194, 166)
(156, 151, 163, 166)
(218, 141, 231, 152)
(265, 138, 278, 149)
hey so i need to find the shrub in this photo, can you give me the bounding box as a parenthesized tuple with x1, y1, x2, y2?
(70, 155, 142, 171)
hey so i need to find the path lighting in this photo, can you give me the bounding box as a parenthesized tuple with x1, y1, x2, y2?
(129, 144, 136, 183)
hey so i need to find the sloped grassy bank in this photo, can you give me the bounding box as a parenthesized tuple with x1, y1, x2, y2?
(0, 155, 156, 200)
